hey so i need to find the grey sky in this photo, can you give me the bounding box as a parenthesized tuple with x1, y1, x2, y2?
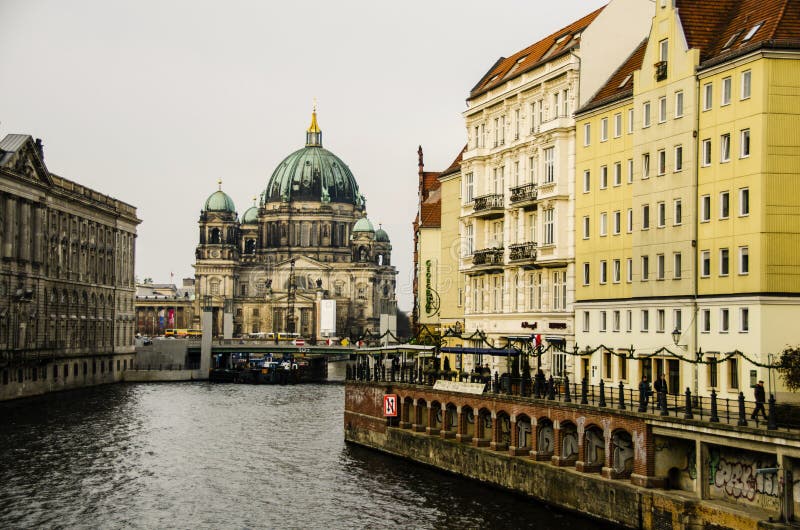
(0, 0, 606, 311)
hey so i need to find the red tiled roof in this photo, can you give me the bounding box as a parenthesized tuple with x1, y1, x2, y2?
(469, 6, 605, 99)
(676, 0, 800, 65)
(581, 39, 648, 113)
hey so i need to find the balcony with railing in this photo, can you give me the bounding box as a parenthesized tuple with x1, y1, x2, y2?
(471, 194, 504, 219)
(508, 241, 537, 265)
(509, 183, 537, 207)
(471, 247, 504, 270)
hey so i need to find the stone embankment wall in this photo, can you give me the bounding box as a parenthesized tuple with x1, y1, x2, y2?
(345, 382, 785, 530)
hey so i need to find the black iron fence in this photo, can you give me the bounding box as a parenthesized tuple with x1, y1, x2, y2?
(346, 363, 791, 431)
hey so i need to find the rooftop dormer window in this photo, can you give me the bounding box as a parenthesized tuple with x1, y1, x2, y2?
(742, 22, 763, 43)
(722, 30, 743, 49)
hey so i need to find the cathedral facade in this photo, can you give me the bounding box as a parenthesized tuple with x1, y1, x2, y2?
(193, 112, 397, 340)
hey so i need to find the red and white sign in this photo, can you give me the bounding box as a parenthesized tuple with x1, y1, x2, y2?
(294, 338, 305, 347)
(325, 338, 332, 346)
(383, 394, 398, 417)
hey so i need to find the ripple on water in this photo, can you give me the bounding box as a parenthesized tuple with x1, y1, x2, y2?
(0, 383, 620, 529)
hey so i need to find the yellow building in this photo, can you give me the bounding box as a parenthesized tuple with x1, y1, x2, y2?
(576, 0, 800, 400)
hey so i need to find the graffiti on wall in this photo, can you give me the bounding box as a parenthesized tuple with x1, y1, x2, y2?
(538, 424, 554, 454)
(584, 428, 604, 465)
(710, 451, 779, 502)
(517, 419, 532, 448)
(612, 431, 634, 474)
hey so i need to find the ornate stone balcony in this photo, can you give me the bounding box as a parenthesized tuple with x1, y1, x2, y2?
(471, 194, 504, 219)
(471, 247, 504, 269)
(509, 183, 537, 206)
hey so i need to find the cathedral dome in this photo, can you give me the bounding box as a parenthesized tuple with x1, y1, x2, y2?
(261, 111, 363, 206)
(375, 227, 390, 242)
(242, 206, 259, 224)
(353, 217, 375, 234)
(204, 187, 236, 213)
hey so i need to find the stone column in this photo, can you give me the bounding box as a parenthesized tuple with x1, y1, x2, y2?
(630, 426, 664, 488)
(550, 422, 563, 466)
(412, 399, 425, 432)
(4, 196, 15, 259)
(440, 404, 453, 439)
(425, 404, 439, 436)
(490, 413, 504, 451)
(695, 440, 708, 500)
(18, 201, 31, 262)
(456, 407, 471, 443)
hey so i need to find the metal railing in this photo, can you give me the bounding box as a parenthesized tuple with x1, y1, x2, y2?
(509, 183, 537, 203)
(508, 242, 537, 262)
(472, 194, 504, 212)
(346, 365, 788, 431)
(472, 248, 504, 266)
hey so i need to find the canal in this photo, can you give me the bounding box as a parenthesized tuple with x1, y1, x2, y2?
(0, 383, 621, 529)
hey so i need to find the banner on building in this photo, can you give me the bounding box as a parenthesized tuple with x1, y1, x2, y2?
(320, 299, 336, 336)
(168, 308, 175, 326)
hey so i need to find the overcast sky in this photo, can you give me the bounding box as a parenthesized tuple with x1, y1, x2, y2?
(0, 0, 607, 311)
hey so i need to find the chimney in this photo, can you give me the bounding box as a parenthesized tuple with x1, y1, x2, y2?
(34, 138, 44, 161)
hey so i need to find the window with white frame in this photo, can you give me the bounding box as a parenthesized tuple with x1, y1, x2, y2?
(544, 147, 555, 183)
(600, 212, 607, 236)
(722, 76, 732, 105)
(740, 129, 750, 158)
(613, 162, 621, 186)
(657, 309, 665, 333)
(701, 195, 711, 222)
(600, 117, 608, 141)
(582, 216, 590, 239)
(583, 123, 591, 146)
(613, 259, 621, 283)
(600, 310, 607, 332)
(674, 252, 682, 279)
(642, 204, 650, 230)
(702, 309, 711, 332)
(627, 158, 633, 183)
(673, 309, 682, 333)
(739, 246, 749, 275)
(675, 90, 684, 117)
(514, 109, 520, 140)
(554, 270, 566, 310)
(543, 208, 554, 245)
(627, 208, 633, 233)
(657, 149, 666, 175)
(562, 89, 569, 117)
(701, 250, 710, 277)
(626, 309, 633, 332)
(613, 310, 620, 332)
(641, 309, 649, 332)
(703, 82, 713, 110)
(600, 165, 608, 189)
(642, 153, 650, 178)
(674, 145, 683, 171)
(721, 133, 731, 162)
(739, 187, 749, 216)
(658, 96, 667, 123)
(643, 101, 651, 127)
(600, 260, 608, 284)
(494, 117, 499, 147)
(614, 113, 622, 137)
(741, 70, 751, 100)
(530, 102, 537, 132)
(720, 191, 730, 219)
(720, 248, 729, 276)
(628, 108, 634, 134)
(702, 139, 712, 166)
(582, 262, 590, 286)
(626, 258, 633, 283)
(674, 198, 682, 225)
(582, 311, 590, 332)
(613, 210, 621, 235)
(464, 172, 474, 203)
(583, 170, 590, 193)
(464, 223, 474, 256)
(642, 255, 649, 281)
(553, 92, 560, 119)
(740, 307, 749, 332)
(720, 308, 730, 333)
(657, 202, 666, 227)
(657, 253, 665, 280)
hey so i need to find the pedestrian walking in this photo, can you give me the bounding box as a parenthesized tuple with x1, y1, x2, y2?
(654, 373, 668, 395)
(638, 375, 652, 412)
(751, 380, 768, 420)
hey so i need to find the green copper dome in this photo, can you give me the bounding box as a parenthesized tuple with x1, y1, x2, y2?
(375, 227, 390, 242)
(353, 217, 375, 233)
(262, 112, 364, 206)
(242, 206, 259, 224)
(204, 190, 236, 213)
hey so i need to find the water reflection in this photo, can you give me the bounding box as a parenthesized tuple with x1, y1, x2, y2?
(0, 383, 619, 529)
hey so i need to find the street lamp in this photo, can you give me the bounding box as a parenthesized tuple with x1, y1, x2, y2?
(671, 327, 681, 346)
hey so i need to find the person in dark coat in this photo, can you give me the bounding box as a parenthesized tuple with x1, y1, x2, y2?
(638, 375, 652, 412)
(534, 369, 546, 398)
(653, 373, 668, 395)
(751, 380, 768, 420)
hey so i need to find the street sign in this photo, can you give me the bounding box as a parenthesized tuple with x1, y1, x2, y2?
(383, 394, 398, 417)
(294, 338, 305, 347)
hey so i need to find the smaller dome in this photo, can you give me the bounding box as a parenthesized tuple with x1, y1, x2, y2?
(242, 206, 259, 224)
(375, 227, 390, 242)
(353, 217, 375, 233)
(204, 190, 236, 213)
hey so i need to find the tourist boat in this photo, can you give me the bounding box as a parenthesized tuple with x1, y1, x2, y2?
(209, 356, 325, 385)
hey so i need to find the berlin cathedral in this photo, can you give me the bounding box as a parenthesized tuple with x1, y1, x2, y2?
(193, 111, 397, 340)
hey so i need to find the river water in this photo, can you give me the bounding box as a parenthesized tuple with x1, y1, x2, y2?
(0, 383, 620, 529)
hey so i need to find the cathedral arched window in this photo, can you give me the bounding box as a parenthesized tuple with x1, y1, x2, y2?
(210, 279, 220, 296)
(377, 254, 384, 266)
(210, 228, 221, 244)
